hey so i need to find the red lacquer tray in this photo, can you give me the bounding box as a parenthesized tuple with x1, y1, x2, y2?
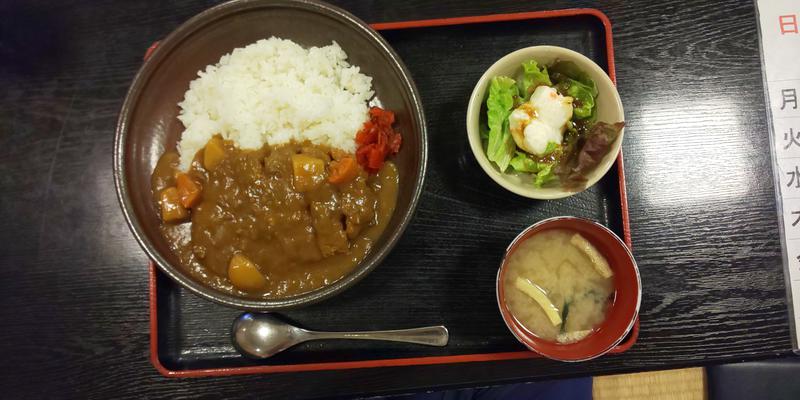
(148, 8, 638, 378)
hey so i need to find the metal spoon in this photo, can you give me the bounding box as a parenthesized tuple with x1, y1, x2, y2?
(232, 313, 449, 358)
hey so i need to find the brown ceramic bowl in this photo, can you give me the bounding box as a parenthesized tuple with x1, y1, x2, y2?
(113, 0, 427, 310)
(496, 216, 641, 362)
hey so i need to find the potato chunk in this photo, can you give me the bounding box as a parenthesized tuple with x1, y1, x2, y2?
(159, 187, 188, 222)
(228, 254, 267, 291)
(291, 153, 325, 192)
(203, 136, 225, 171)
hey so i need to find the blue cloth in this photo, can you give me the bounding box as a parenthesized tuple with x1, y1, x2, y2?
(382, 378, 593, 400)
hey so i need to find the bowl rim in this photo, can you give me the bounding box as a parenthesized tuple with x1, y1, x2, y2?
(465, 45, 624, 200)
(495, 216, 641, 362)
(112, 0, 428, 310)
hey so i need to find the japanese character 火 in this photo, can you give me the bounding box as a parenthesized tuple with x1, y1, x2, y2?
(785, 128, 800, 149)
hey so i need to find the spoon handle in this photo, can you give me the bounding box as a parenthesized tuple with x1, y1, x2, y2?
(304, 325, 449, 346)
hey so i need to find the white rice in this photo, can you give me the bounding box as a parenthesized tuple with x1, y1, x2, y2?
(176, 37, 374, 170)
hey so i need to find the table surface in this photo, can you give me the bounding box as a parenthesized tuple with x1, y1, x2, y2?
(0, 0, 789, 398)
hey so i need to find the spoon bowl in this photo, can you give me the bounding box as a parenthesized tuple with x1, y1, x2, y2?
(233, 313, 306, 358)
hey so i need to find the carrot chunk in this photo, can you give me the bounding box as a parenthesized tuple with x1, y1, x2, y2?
(176, 173, 201, 208)
(328, 157, 359, 184)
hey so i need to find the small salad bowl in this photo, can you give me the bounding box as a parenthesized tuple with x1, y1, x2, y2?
(466, 46, 624, 200)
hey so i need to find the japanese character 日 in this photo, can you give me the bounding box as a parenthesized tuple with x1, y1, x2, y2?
(782, 88, 798, 110)
(780, 14, 799, 34)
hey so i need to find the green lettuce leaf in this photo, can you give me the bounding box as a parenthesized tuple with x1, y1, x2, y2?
(486, 76, 518, 171)
(533, 163, 558, 187)
(549, 61, 598, 120)
(542, 141, 559, 156)
(565, 79, 596, 120)
(549, 61, 597, 96)
(509, 152, 541, 173)
(519, 60, 552, 100)
(479, 122, 490, 141)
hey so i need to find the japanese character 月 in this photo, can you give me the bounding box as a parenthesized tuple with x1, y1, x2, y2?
(782, 88, 798, 110)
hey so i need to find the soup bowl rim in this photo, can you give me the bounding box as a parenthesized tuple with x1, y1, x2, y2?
(495, 215, 641, 362)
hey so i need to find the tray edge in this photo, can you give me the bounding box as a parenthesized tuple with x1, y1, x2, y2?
(147, 7, 639, 378)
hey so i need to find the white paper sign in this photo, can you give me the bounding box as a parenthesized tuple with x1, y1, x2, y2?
(756, 0, 800, 353)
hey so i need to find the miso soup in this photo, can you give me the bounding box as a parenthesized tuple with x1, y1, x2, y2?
(503, 229, 615, 343)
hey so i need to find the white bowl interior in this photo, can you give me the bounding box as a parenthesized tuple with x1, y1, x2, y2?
(466, 46, 624, 199)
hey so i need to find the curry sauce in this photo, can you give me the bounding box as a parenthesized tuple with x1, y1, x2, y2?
(151, 139, 398, 299)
